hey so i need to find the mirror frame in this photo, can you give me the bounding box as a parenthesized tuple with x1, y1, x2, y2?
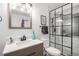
(8, 3, 32, 29)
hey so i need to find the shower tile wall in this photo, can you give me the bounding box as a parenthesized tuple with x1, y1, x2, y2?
(49, 3, 79, 56)
(73, 4, 79, 56)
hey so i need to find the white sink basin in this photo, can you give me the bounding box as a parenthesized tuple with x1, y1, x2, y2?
(16, 40, 32, 46)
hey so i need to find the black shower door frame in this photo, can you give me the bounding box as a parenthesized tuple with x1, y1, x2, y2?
(49, 3, 73, 56)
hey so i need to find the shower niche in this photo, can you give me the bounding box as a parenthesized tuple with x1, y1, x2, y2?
(49, 3, 79, 56)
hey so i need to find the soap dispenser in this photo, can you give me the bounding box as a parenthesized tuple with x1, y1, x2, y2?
(32, 31, 36, 40)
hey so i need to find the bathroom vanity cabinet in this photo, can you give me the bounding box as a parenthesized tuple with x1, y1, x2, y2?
(3, 40, 43, 56)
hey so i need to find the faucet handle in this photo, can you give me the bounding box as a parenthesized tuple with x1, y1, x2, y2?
(9, 37, 13, 44)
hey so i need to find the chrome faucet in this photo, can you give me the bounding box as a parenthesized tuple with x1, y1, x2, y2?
(20, 35, 26, 41)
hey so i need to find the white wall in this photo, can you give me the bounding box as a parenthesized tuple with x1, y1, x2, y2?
(32, 3, 49, 39)
(0, 3, 49, 56)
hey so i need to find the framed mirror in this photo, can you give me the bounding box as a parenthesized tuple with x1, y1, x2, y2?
(8, 3, 32, 29)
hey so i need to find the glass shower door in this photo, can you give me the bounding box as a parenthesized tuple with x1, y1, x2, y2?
(49, 3, 72, 56)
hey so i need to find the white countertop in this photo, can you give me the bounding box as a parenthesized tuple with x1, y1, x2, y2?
(3, 39, 43, 55)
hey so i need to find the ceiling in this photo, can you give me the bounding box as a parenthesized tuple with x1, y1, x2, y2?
(32, 3, 66, 11)
(47, 3, 66, 11)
